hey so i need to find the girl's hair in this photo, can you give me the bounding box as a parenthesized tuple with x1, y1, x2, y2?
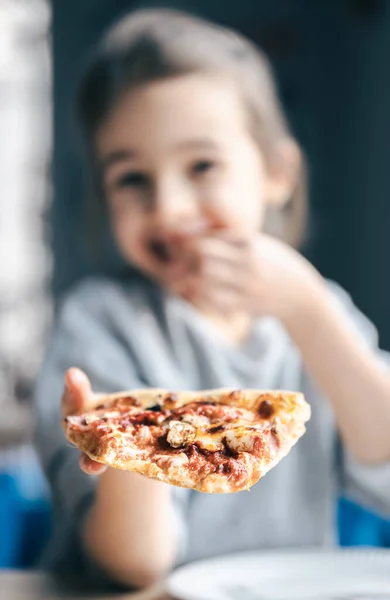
(77, 9, 306, 249)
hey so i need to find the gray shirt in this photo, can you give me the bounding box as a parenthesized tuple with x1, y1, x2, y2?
(34, 274, 390, 587)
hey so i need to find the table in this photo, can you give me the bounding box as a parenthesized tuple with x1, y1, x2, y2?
(0, 571, 170, 600)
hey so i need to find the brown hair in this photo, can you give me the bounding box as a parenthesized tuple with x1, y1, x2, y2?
(77, 8, 306, 248)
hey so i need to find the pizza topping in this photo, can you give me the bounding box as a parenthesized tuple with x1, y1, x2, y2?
(270, 425, 281, 448)
(224, 428, 256, 453)
(195, 431, 225, 452)
(207, 423, 227, 434)
(181, 413, 210, 428)
(163, 393, 180, 410)
(102, 410, 123, 420)
(96, 425, 113, 437)
(148, 404, 163, 412)
(167, 420, 196, 448)
(146, 393, 164, 412)
(258, 399, 274, 419)
(155, 452, 189, 469)
(174, 401, 248, 424)
(184, 443, 247, 482)
(136, 425, 153, 445)
(112, 396, 141, 409)
(127, 410, 168, 427)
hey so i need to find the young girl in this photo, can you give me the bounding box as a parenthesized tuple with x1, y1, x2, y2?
(34, 8, 390, 591)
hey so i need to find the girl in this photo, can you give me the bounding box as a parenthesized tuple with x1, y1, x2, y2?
(35, 8, 390, 591)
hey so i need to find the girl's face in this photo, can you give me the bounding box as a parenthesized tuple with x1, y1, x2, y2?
(96, 74, 278, 283)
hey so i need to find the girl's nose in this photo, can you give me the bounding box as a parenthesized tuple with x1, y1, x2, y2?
(152, 177, 204, 232)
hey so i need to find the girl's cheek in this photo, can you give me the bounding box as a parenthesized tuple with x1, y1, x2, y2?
(111, 218, 136, 256)
(117, 220, 155, 269)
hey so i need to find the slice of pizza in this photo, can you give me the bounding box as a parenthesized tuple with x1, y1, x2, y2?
(63, 388, 310, 493)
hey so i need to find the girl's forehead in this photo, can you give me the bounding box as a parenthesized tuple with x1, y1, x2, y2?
(97, 73, 249, 151)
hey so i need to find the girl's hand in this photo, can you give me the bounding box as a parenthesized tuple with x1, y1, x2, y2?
(62, 368, 107, 475)
(173, 233, 324, 326)
(62, 369, 177, 588)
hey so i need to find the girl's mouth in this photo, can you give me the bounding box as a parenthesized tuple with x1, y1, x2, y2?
(148, 238, 174, 264)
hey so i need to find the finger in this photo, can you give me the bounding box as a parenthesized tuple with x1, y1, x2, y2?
(172, 254, 248, 302)
(190, 238, 248, 269)
(171, 233, 250, 279)
(170, 265, 237, 299)
(208, 230, 251, 249)
(62, 368, 92, 418)
(196, 286, 244, 315)
(79, 453, 107, 475)
(200, 259, 245, 291)
(169, 219, 210, 240)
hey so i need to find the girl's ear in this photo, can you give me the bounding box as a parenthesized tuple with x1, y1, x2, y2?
(265, 138, 301, 207)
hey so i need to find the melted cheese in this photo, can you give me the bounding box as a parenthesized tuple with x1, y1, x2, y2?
(182, 414, 210, 428)
(195, 430, 225, 451)
(224, 428, 256, 453)
(155, 452, 189, 468)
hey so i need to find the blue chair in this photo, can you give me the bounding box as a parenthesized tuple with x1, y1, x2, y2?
(18, 495, 51, 568)
(0, 473, 24, 567)
(338, 497, 390, 547)
(0, 460, 51, 568)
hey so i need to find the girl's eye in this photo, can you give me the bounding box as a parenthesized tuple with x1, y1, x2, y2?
(191, 160, 217, 176)
(115, 171, 149, 189)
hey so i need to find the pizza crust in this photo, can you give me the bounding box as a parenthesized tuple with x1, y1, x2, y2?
(82, 388, 309, 420)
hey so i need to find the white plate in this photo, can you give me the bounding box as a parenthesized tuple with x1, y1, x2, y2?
(167, 548, 390, 600)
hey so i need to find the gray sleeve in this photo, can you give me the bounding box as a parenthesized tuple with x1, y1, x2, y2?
(33, 282, 188, 584)
(328, 282, 390, 518)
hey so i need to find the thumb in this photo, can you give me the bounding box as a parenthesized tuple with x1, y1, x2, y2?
(62, 368, 92, 417)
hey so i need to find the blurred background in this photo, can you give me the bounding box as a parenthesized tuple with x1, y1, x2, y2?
(0, 0, 51, 569)
(1, 0, 390, 569)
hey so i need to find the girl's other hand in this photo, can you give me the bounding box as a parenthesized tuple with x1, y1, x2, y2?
(173, 233, 324, 326)
(62, 368, 107, 475)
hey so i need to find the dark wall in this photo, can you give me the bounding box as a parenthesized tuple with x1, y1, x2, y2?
(51, 0, 390, 348)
